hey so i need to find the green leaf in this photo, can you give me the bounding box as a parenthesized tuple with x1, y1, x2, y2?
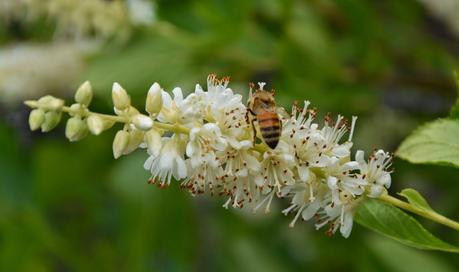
(449, 71, 459, 119)
(398, 188, 433, 212)
(355, 199, 459, 253)
(396, 119, 459, 168)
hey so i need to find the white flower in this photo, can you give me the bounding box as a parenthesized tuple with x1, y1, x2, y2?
(356, 149, 392, 198)
(157, 87, 205, 126)
(320, 114, 357, 159)
(255, 141, 296, 192)
(181, 123, 227, 195)
(220, 140, 260, 178)
(282, 101, 315, 139)
(197, 74, 247, 147)
(282, 181, 329, 228)
(222, 174, 261, 209)
(186, 123, 227, 168)
(291, 127, 329, 181)
(181, 163, 224, 196)
(315, 194, 359, 238)
(144, 134, 187, 187)
(325, 157, 367, 200)
(252, 141, 296, 213)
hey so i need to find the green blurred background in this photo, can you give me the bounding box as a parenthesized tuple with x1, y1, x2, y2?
(1, 0, 459, 271)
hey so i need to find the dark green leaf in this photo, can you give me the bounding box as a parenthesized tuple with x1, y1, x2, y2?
(449, 71, 459, 119)
(355, 199, 459, 253)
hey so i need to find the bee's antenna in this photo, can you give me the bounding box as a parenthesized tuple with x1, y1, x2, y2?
(249, 82, 256, 91)
(270, 89, 276, 96)
(257, 82, 266, 90)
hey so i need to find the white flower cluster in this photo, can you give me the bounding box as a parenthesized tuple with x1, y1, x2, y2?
(0, 42, 85, 103)
(142, 75, 393, 238)
(24, 74, 393, 238)
(0, 0, 154, 40)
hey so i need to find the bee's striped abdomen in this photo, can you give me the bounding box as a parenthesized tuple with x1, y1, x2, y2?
(257, 111, 281, 149)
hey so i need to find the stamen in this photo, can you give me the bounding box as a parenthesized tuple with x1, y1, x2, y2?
(348, 116, 357, 142)
(289, 204, 306, 228)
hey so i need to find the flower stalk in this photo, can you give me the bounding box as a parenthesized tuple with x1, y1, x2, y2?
(378, 193, 459, 232)
(26, 101, 190, 133)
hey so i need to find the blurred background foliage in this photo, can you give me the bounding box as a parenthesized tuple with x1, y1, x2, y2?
(1, 0, 459, 271)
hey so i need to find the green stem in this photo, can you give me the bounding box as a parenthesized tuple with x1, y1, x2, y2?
(154, 122, 190, 134)
(379, 193, 459, 232)
(61, 106, 127, 123)
(26, 101, 191, 134)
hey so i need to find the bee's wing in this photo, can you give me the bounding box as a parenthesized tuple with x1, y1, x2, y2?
(247, 88, 253, 104)
(276, 106, 290, 119)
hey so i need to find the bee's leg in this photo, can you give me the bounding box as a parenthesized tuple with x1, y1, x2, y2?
(251, 118, 257, 143)
(246, 109, 257, 144)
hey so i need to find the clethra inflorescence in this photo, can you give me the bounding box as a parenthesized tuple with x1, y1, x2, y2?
(25, 74, 393, 238)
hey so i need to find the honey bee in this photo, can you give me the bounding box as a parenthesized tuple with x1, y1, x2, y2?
(247, 83, 282, 149)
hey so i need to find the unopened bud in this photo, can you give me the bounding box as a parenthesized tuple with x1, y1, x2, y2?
(131, 114, 153, 131)
(87, 114, 115, 135)
(24, 100, 38, 108)
(29, 109, 45, 131)
(41, 111, 62, 132)
(112, 130, 130, 159)
(37, 95, 64, 111)
(114, 105, 139, 117)
(146, 82, 163, 115)
(65, 117, 88, 141)
(69, 103, 86, 117)
(75, 81, 93, 106)
(123, 129, 144, 155)
(146, 129, 162, 156)
(112, 82, 130, 111)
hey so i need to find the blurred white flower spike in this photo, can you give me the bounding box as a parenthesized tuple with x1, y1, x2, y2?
(1, 0, 155, 40)
(25, 75, 393, 238)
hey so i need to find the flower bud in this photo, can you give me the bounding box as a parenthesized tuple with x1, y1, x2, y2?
(123, 129, 144, 155)
(145, 129, 162, 156)
(112, 82, 130, 111)
(29, 109, 45, 131)
(41, 111, 62, 132)
(37, 95, 64, 111)
(75, 81, 93, 106)
(24, 100, 38, 108)
(65, 117, 88, 141)
(114, 105, 139, 117)
(87, 114, 114, 135)
(112, 130, 130, 159)
(131, 114, 153, 131)
(146, 82, 163, 115)
(68, 103, 85, 117)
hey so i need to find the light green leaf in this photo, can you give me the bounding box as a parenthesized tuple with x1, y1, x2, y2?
(398, 188, 433, 212)
(355, 199, 459, 253)
(396, 119, 459, 168)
